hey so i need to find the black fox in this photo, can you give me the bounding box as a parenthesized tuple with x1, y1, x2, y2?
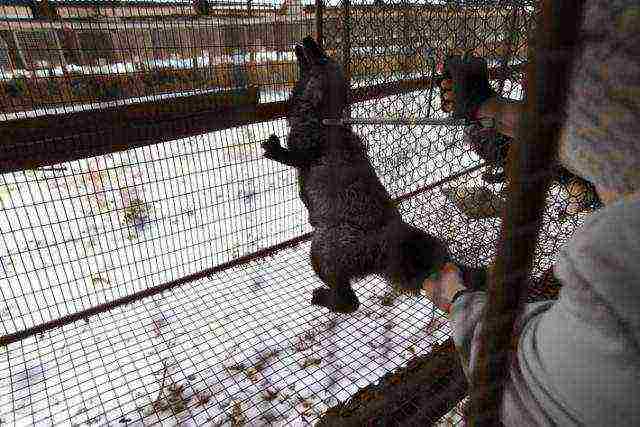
(262, 37, 481, 313)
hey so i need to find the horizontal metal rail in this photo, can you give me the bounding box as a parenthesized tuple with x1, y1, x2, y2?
(323, 117, 467, 126)
(0, 161, 486, 347)
(5, 1, 515, 23)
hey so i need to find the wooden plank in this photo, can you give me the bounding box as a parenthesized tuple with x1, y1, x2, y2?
(316, 338, 468, 426)
(0, 86, 265, 172)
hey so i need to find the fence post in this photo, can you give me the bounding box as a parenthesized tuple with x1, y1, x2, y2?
(315, 0, 324, 48)
(342, 0, 351, 118)
(467, 1, 586, 425)
(401, 0, 410, 76)
(52, 28, 67, 72)
(9, 29, 26, 70)
(498, 5, 521, 97)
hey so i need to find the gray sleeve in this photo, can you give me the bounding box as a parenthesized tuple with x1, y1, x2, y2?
(449, 197, 640, 425)
(553, 197, 640, 346)
(449, 291, 487, 379)
(448, 292, 551, 382)
(526, 197, 640, 425)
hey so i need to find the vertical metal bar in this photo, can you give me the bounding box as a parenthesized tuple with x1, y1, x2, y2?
(73, 25, 87, 67)
(315, 0, 324, 49)
(498, 5, 520, 97)
(342, 0, 351, 118)
(468, 0, 586, 425)
(401, 0, 409, 77)
(52, 28, 67, 71)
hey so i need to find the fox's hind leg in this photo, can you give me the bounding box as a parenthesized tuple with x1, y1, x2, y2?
(310, 248, 359, 314)
(309, 226, 372, 314)
(310, 278, 359, 314)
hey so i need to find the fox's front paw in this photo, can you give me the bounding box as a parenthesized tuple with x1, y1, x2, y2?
(262, 135, 281, 158)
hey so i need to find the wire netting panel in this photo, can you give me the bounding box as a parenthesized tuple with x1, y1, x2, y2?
(0, 119, 305, 334)
(0, 1, 597, 425)
(0, 1, 313, 117)
(1, 0, 316, 335)
(0, 243, 452, 426)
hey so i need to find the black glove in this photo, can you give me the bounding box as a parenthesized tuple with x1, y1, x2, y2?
(441, 55, 496, 121)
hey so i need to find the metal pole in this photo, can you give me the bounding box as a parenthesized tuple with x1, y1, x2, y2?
(315, 0, 324, 49)
(323, 117, 466, 126)
(468, 0, 585, 424)
(498, 5, 521, 97)
(342, 0, 351, 118)
(11, 30, 28, 71)
(402, 0, 410, 77)
(52, 28, 67, 72)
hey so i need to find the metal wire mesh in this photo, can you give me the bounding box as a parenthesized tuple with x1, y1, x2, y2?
(1, 243, 455, 426)
(0, 1, 595, 425)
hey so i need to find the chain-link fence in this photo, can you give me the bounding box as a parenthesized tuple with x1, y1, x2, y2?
(0, 1, 594, 425)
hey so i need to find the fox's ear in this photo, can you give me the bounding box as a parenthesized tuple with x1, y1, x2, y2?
(303, 75, 324, 107)
(295, 44, 310, 74)
(302, 36, 328, 65)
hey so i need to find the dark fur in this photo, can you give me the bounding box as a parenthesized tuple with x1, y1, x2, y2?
(262, 37, 460, 313)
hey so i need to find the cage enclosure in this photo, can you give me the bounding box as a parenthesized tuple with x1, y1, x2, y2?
(0, 1, 587, 426)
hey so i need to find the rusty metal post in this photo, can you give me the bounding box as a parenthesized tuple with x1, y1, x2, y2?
(467, 1, 586, 425)
(401, 0, 410, 77)
(342, 0, 351, 119)
(315, 0, 324, 49)
(11, 29, 28, 70)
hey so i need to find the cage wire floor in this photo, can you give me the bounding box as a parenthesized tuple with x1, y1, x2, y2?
(1, 241, 453, 427)
(0, 84, 588, 426)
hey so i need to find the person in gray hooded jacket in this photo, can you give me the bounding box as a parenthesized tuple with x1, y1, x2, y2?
(423, 1, 640, 425)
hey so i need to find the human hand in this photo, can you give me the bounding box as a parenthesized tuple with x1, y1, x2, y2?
(422, 262, 466, 313)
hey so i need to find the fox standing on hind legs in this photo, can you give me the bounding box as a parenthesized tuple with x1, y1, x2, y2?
(262, 37, 476, 314)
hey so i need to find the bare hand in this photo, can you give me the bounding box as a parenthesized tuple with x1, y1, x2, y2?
(422, 262, 466, 312)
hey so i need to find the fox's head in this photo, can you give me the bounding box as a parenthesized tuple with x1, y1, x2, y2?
(287, 36, 348, 126)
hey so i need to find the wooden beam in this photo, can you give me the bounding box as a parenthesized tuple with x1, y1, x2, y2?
(1, 86, 262, 172)
(316, 338, 468, 426)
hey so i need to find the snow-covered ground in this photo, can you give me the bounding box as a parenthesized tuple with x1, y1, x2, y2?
(1, 55, 526, 123)
(0, 87, 582, 426)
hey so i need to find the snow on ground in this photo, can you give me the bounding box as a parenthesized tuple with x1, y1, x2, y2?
(0, 52, 525, 122)
(0, 88, 582, 426)
(0, 51, 298, 82)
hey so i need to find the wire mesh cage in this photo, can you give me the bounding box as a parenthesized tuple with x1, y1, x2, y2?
(0, 1, 598, 425)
